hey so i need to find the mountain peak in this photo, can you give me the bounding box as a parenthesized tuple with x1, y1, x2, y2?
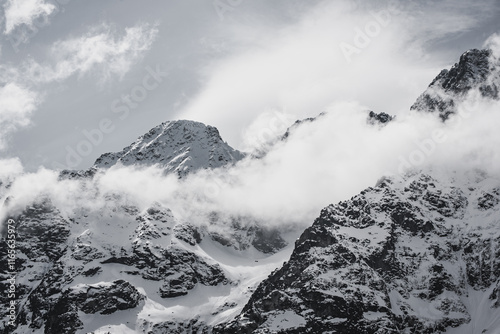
(367, 110, 393, 125)
(411, 48, 499, 120)
(93, 120, 245, 177)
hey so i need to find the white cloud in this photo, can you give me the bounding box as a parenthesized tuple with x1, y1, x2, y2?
(175, 0, 498, 149)
(1, 0, 499, 230)
(3, 0, 55, 34)
(484, 32, 500, 58)
(0, 22, 158, 151)
(143, 96, 500, 225)
(240, 109, 296, 152)
(0, 158, 23, 180)
(1, 90, 499, 230)
(24, 22, 159, 84)
(0, 83, 40, 150)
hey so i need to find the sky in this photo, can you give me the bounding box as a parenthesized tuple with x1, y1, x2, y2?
(0, 0, 500, 172)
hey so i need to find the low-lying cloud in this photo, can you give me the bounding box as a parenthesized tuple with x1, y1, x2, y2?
(1, 0, 499, 230)
(2, 89, 499, 229)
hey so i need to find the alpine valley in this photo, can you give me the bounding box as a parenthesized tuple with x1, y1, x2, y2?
(1, 46, 500, 334)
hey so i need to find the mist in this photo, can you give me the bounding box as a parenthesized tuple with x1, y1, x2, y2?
(2, 86, 499, 229)
(176, 0, 500, 149)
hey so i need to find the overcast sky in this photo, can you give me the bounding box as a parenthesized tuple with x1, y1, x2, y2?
(1, 0, 500, 171)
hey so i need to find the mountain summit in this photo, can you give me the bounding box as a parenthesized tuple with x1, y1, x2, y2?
(93, 120, 245, 177)
(411, 48, 499, 120)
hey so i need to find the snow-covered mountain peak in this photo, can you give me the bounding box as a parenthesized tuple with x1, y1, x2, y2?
(411, 48, 499, 120)
(93, 120, 245, 177)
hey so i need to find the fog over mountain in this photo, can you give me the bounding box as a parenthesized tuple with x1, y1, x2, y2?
(1, 1, 500, 334)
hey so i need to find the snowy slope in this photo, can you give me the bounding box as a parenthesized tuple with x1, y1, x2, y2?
(93, 120, 245, 177)
(216, 170, 500, 333)
(0, 193, 300, 334)
(5, 169, 498, 334)
(0, 118, 295, 334)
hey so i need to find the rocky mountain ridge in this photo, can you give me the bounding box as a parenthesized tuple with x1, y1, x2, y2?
(0, 194, 295, 333)
(215, 171, 500, 333)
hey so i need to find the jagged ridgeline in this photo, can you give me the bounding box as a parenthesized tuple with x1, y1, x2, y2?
(1, 45, 500, 334)
(216, 173, 500, 333)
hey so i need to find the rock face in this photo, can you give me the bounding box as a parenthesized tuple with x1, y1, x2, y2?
(93, 120, 245, 177)
(367, 111, 393, 125)
(5, 170, 500, 333)
(411, 49, 499, 120)
(45, 280, 143, 334)
(0, 117, 295, 334)
(215, 172, 500, 333)
(205, 214, 288, 254)
(0, 198, 237, 333)
(0, 192, 291, 334)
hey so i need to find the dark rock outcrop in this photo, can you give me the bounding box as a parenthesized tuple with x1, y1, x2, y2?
(411, 49, 499, 120)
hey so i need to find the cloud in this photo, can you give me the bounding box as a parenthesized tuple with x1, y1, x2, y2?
(484, 32, 500, 58)
(1, 1, 499, 231)
(22, 22, 159, 85)
(240, 109, 296, 152)
(0, 22, 158, 152)
(0, 83, 40, 150)
(427, 91, 500, 174)
(3, 0, 55, 34)
(173, 104, 432, 223)
(402, 0, 499, 46)
(159, 97, 500, 225)
(1, 88, 499, 231)
(175, 0, 498, 150)
(0, 158, 23, 180)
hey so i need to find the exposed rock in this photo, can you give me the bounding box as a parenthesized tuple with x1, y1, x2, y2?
(367, 111, 394, 125)
(93, 120, 245, 177)
(45, 280, 143, 334)
(215, 172, 500, 333)
(411, 49, 499, 120)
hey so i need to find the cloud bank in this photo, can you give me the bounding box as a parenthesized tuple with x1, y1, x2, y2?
(1, 1, 499, 231)
(2, 88, 499, 229)
(176, 0, 499, 149)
